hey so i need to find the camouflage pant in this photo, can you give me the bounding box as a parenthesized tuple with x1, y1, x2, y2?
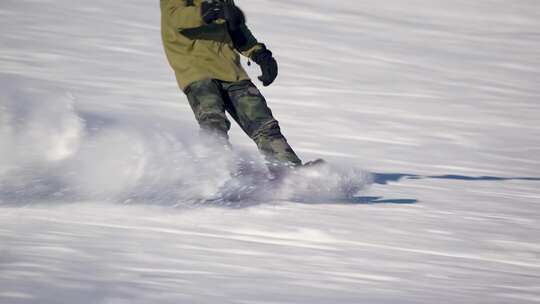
(185, 79, 302, 167)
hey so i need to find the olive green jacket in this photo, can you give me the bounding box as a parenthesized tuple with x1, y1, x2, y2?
(160, 0, 263, 91)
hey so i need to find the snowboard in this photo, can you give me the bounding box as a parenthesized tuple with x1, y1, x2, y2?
(301, 158, 326, 168)
(196, 158, 327, 206)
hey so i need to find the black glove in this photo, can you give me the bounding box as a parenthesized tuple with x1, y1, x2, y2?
(201, 0, 224, 24)
(201, 0, 245, 28)
(252, 48, 278, 86)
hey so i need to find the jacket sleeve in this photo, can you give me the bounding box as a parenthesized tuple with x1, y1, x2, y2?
(161, 0, 200, 30)
(162, 0, 231, 42)
(230, 24, 266, 59)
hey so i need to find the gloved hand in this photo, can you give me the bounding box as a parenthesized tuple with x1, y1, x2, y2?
(252, 48, 278, 86)
(201, 0, 224, 24)
(201, 0, 245, 28)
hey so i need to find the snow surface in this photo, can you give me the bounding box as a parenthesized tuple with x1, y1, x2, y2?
(1, 0, 540, 303)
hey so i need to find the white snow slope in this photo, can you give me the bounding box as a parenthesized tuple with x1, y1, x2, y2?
(1, 0, 540, 303)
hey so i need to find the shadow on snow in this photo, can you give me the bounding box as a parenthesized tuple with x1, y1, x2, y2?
(373, 173, 540, 185)
(351, 173, 540, 206)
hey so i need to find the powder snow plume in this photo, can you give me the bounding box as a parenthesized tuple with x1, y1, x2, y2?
(0, 75, 371, 207)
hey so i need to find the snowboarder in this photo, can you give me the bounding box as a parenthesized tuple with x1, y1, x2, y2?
(160, 0, 303, 175)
